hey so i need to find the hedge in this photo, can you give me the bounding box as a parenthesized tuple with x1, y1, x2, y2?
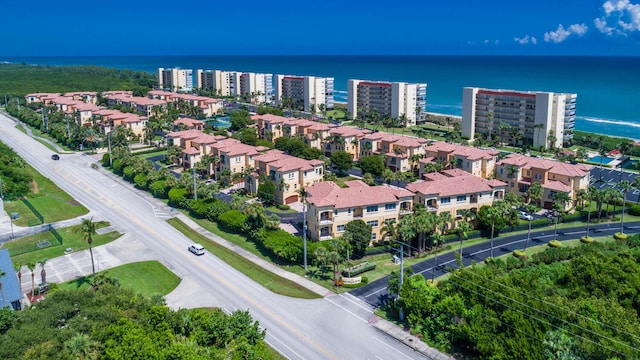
(513, 250, 527, 260)
(218, 210, 247, 233)
(630, 205, 640, 216)
(342, 262, 376, 277)
(614, 232, 628, 240)
(168, 187, 188, 207)
(548, 240, 562, 248)
(149, 180, 169, 199)
(580, 236, 595, 243)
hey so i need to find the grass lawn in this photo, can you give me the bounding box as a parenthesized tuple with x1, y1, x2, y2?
(58, 260, 181, 297)
(333, 173, 358, 188)
(265, 205, 297, 214)
(325, 109, 346, 120)
(2, 162, 88, 226)
(2, 221, 121, 265)
(138, 150, 167, 159)
(3, 200, 41, 226)
(167, 217, 321, 299)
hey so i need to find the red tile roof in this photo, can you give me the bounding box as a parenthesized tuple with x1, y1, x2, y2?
(307, 181, 413, 208)
(498, 153, 592, 177)
(406, 172, 506, 197)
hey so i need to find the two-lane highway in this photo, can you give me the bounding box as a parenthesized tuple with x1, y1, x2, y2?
(0, 112, 429, 359)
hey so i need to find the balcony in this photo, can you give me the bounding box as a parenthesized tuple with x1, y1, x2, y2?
(319, 216, 333, 225)
(319, 235, 333, 241)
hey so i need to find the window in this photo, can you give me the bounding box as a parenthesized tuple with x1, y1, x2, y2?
(366, 205, 378, 213)
(288, 173, 294, 179)
(337, 225, 345, 232)
(235, 156, 241, 163)
(334, 210, 338, 215)
(366, 220, 379, 228)
(385, 203, 396, 211)
(534, 173, 542, 180)
(441, 197, 451, 204)
(549, 190, 557, 199)
(456, 195, 467, 202)
(320, 227, 330, 236)
(371, 233, 377, 240)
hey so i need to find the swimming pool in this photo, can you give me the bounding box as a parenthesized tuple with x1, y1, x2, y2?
(588, 155, 615, 164)
(206, 116, 230, 128)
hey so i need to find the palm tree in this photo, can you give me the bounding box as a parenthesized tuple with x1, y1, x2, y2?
(526, 182, 544, 207)
(551, 192, 571, 240)
(13, 261, 22, 305)
(76, 217, 98, 280)
(456, 220, 472, 258)
(381, 219, 399, 244)
(27, 262, 36, 299)
(38, 258, 48, 285)
(327, 240, 344, 286)
(522, 203, 538, 251)
(618, 180, 632, 234)
(584, 187, 595, 238)
(633, 177, 640, 204)
(0, 270, 5, 308)
(430, 232, 444, 282)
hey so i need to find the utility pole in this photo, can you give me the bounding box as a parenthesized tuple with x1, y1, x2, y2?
(65, 116, 71, 140)
(16, 98, 20, 112)
(303, 195, 308, 271)
(192, 166, 197, 200)
(3, 94, 7, 107)
(107, 132, 113, 167)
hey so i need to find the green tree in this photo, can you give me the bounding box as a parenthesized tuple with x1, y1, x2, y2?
(330, 150, 353, 174)
(526, 181, 544, 207)
(343, 220, 372, 259)
(76, 217, 98, 281)
(257, 179, 276, 205)
(618, 180, 632, 234)
(357, 155, 385, 177)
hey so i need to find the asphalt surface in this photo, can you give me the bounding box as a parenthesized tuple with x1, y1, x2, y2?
(0, 112, 432, 360)
(350, 220, 640, 307)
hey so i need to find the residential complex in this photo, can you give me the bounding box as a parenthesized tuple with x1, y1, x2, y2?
(306, 180, 414, 242)
(406, 169, 507, 218)
(158, 68, 194, 92)
(421, 141, 499, 179)
(148, 90, 224, 117)
(495, 153, 592, 210)
(347, 80, 427, 126)
(359, 132, 428, 171)
(461, 87, 577, 149)
(196, 69, 273, 104)
(274, 75, 334, 113)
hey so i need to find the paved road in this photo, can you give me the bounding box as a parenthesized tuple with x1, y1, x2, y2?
(0, 112, 433, 359)
(350, 220, 640, 307)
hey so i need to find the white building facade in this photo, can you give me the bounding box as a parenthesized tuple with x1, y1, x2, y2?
(158, 68, 193, 92)
(275, 75, 334, 113)
(461, 87, 577, 149)
(347, 80, 427, 126)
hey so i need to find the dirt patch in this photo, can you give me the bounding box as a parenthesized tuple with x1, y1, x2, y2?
(66, 199, 82, 206)
(31, 180, 39, 194)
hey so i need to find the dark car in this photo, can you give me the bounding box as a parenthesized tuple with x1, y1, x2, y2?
(51, 154, 60, 160)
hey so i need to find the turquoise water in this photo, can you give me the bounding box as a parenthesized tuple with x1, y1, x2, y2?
(3, 55, 640, 139)
(206, 116, 230, 128)
(588, 156, 615, 164)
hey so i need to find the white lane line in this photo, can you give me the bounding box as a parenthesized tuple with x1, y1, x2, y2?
(324, 297, 369, 323)
(372, 337, 415, 360)
(375, 355, 385, 360)
(364, 286, 388, 298)
(340, 293, 375, 313)
(265, 335, 298, 360)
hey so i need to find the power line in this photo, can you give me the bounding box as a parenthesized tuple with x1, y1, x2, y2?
(460, 267, 640, 344)
(448, 274, 640, 358)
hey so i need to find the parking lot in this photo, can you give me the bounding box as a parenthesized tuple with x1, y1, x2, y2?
(589, 166, 640, 202)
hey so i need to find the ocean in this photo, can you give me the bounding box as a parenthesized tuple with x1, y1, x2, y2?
(3, 55, 640, 140)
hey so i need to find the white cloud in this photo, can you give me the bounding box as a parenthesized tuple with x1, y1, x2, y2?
(595, 0, 640, 35)
(514, 35, 537, 45)
(544, 23, 589, 43)
(483, 39, 501, 45)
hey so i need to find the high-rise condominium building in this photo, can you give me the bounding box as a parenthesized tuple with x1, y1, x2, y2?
(196, 70, 273, 104)
(461, 87, 576, 149)
(274, 75, 334, 113)
(347, 80, 427, 126)
(158, 68, 193, 92)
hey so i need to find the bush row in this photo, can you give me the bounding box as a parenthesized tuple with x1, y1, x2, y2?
(341, 262, 376, 277)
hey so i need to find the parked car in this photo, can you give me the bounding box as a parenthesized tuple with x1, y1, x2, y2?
(188, 244, 205, 256)
(51, 154, 60, 160)
(518, 211, 533, 221)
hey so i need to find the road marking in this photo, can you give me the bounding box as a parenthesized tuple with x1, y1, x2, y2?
(372, 337, 415, 360)
(323, 296, 369, 323)
(340, 292, 375, 313)
(364, 286, 388, 298)
(266, 335, 299, 360)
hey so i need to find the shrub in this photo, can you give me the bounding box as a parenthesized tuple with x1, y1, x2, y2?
(168, 187, 188, 207)
(630, 205, 640, 216)
(262, 229, 302, 263)
(101, 153, 111, 166)
(134, 173, 148, 189)
(361, 276, 369, 284)
(218, 210, 247, 233)
(277, 204, 290, 210)
(122, 165, 135, 181)
(580, 236, 595, 243)
(513, 250, 527, 260)
(149, 180, 169, 199)
(112, 159, 124, 175)
(342, 262, 376, 277)
(548, 240, 562, 248)
(614, 232, 628, 240)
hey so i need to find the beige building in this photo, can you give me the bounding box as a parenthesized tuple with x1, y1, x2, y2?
(211, 138, 262, 177)
(252, 114, 334, 149)
(495, 153, 591, 210)
(359, 132, 427, 172)
(347, 80, 427, 126)
(324, 127, 372, 160)
(166, 130, 226, 171)
(249, 150, 324, 204)
(462, 87, 577, 148)
(406, 169, 507, 220)
(274, 75, 334, 113)
(306, 180, 414, 242)
(158, 68, 193, 92)
(421, 141, 499, 179)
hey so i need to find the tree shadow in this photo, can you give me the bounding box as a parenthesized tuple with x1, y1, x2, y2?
(68, 275, 93, 289)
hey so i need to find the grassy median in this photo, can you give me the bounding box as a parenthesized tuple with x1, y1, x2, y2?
(167, 217, 321, 299)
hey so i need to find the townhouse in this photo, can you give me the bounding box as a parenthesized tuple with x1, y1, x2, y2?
(406, 169, 507, 219)
(324, 126, 372, 160)
(359, 132, 427, 172)
(173, 117, 204, 131)
(462, 87, 577, 148)
(252, 114, 334, 149)
(347, 79, 427, 126)
(148, 90, 223, 117)
(306, 180, 414, 242)
(421, 141, 499, 179)
(166, 130, 226, 171)
(210, 138, 263, 177)
(495, 153, 592, 210)
(248, 149, 324, 204)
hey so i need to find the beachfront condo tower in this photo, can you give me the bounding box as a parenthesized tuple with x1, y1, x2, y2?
(158, 68, 193, 92)
(461, 87, 577, 149)
(196, 70, 273, 104)
(347, 80, 427, 127)
(274, 75, 334, 113)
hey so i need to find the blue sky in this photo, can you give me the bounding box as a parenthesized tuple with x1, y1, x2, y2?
(2, 0, 640, 56)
